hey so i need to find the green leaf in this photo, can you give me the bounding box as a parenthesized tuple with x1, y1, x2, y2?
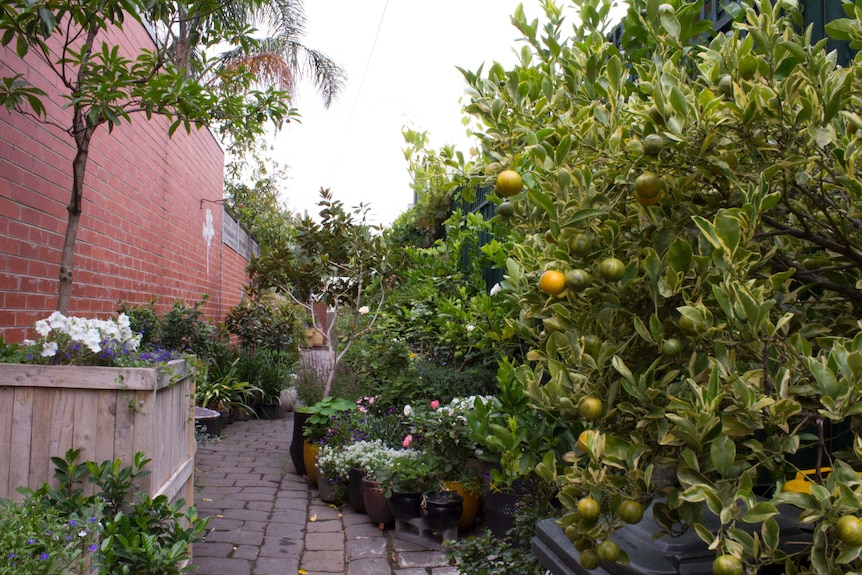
(527, 187, 556, 218)
(743, 501, 778, 523)
(667, 238, 692, 274)
(710, 434, 735, 477)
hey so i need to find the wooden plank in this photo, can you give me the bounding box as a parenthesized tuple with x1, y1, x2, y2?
(73, 388, 98, 468)
(154, 455, 194, 503)
(94, 389, 119, 465)
(0, 360, 188, 391)
(8, 386, 34, 499)
(132, 389, 154, 495)
(28, 388, 55, 491)
(0, 386, 15, 498)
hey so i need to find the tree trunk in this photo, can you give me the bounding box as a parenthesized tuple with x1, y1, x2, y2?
(57, 111, 93, 313)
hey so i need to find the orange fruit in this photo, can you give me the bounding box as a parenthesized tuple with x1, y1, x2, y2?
(570, 234, 592, 257)
(635, 189, 661, 206)
(642, 134, 665, 156)
(539, 270, 567, 296)
(566, 269, 591, 290)
(712, 554, 743, 575)
(497, 201, 514, 217)
(836, 516, 862, 546)
(597, 258, 625, 282)
(495, 170, 523, 197)
(661, 338, 683, 357)
(580, 548, 600, 570)
(577, 497, 601, 521)
(635, 172, 662, 199)
(618, 500, 644, 524)
(597, 540, 620, 563)
(579, 396, 603, 420)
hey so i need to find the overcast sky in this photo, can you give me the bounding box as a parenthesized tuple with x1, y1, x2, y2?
(273, 0, 543, 226)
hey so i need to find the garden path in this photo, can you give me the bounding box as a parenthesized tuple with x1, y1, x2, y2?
(191, 414, 459, 575)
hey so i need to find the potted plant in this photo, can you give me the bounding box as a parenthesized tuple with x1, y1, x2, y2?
(376, 450, 442, 519)
(299, 396, 357, 484)
(332, 440, 400, 514)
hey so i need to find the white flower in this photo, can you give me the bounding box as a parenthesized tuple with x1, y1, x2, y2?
(490, 283, 502, 296)
(41, 341, 58, 357)
(403, 405, 412, 417)
(22, 339, 35, 346)
(358, 306, 370, 315)
(34, 319, 51, 337)
(47, 311, 66, 329)
(466, 324, 475, 333)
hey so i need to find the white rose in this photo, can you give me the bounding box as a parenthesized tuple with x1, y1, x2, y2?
(403, 405, 412, 417)
(358, 306, 370, 315)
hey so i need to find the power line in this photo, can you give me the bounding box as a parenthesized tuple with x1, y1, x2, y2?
(346, 0, 390, 132)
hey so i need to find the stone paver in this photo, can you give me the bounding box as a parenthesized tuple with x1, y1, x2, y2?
(191, 415, 459, 575)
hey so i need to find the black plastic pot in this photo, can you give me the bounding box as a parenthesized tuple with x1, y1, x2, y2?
(421, 492, 463, 531)
(348, 467, 367, 513)
(388, 491, 423, 519)
(194, 407, 223, 436)
(290, 410, 311, 475)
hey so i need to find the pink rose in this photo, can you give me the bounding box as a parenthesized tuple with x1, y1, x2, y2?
(402, 434, 413, 448)
(430, 400, 440, 410)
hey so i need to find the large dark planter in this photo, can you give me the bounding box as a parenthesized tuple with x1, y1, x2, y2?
(259, 402, 280, 420)
(483, 478, 534, 538)
(349, 467, 367, 513)
(421, 492, 463, 531)
(290, 410, 311, 476)
(531, 501, 812, 575)
(194, 406, 223, 436)
(388, 491, 423, 519)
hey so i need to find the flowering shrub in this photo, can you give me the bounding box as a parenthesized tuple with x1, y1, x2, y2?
(406, 397, 484, 463)
(14, 312, 179, 367)
(331, 440, 401, 481)
(0, 500, 101, 575)
(375, 449, 441, 497)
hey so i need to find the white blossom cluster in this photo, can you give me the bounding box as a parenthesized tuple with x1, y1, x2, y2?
(25, 311, 141, 358)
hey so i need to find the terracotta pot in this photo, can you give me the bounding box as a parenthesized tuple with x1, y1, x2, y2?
(303, 441, 319, 486)
(443, 480, 481, 530)
(362, 477, 394, 525)
(421, 492, 463, 532)
(387, 491, 423, 519)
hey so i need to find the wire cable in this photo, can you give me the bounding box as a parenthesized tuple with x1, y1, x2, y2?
(346, 0, 390, 132)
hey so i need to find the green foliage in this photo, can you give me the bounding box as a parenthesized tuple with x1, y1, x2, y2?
(196, 345, 261, 412)
(118, 296, 216, 358)
(225, 289, 305, 356)
(299, 396, 358, 443)
(233, 347, 296, 405)
(118, 300, 162, 348)
(458, 0, 862, 571)
(446, 491, 551, 575)
(11, 448, 206, 575)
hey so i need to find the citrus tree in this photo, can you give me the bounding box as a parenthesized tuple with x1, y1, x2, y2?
(460, 0, 862, 572)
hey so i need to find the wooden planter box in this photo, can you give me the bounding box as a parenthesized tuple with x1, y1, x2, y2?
(0, 359, 195, 506)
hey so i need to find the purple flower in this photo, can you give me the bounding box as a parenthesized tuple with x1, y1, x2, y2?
(68, 519, 77, 527)
(40, 552, 50, 560)
(88, 544, 98, 553)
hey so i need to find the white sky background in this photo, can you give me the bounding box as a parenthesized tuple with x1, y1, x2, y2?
(274, 1, 627, 227)
(273, 0, 542, 226)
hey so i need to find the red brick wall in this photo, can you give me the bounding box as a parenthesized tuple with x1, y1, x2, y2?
(0, 19, 249, 343)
